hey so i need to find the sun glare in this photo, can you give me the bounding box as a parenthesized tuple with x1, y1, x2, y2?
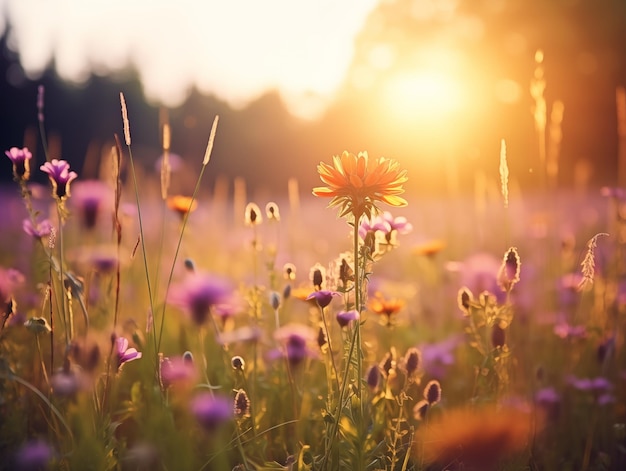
(381, 70, 462, 123)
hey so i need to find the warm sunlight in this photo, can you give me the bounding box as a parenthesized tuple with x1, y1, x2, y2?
(381, 69, 463, 123)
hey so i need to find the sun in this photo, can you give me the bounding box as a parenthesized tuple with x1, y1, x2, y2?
(380, 69, 463, 123)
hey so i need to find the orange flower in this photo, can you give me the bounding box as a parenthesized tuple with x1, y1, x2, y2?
(313, 151, 408, 218)
(167, 195, 198, 217)
(368, 292, 405, 325)
(414, 406, 535, 471)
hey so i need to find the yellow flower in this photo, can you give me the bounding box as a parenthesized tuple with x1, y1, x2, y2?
(313, 151, 408, 219)
(167, 195, 198, 217)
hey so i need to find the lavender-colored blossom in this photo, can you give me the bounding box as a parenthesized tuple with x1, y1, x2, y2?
(336, 309, 360, 328)
(359, 211, 413, 241)
(270, 324, 318, 367)
(168, 273, 233, 326)
(14, 439, 54, 470)
(51, 371, 82, 397)
(190, 393, 233, 432)
(419, 335, 463, 379)
(306, 290, 340, 309)
(553, 321, 587, 340)
(40, 159, 78, 200)
(5, 147, 32, 181)
(159, 355, 198, 389)
(71, 180, 112, 230)
(567, 375, 612, 392)
(22, 218, 53, 239)
(115, 336, 142, 369)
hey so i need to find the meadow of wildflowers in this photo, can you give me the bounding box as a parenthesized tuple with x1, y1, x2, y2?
(1, 85, 626, 471)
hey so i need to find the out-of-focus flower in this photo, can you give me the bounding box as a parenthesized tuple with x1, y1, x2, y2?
(457, 287, 473, 315)
(497, 247, 521, 292)
(50, 370, 82, 397)
(168, 273, 233, 326)
(167, 195, 198, 218)
(420, 335, 462, 379)
(366, 364, 381, 391)
(309, 263, 326, 290)
(233, 389, 251, 418)
(14, 439, 54, 470)
(313, 150, 408, 219)
(231, 355, 245, 371)
(40, 159, 78, 200)
(402, 347, 421, 380)
(336, 309, 360, 328)
(553, 321, 587, 340)
(413, 406, 534, 470)
(535, 387, 561, 421)
(115, 336, 142, 370)
(368, 292, 404, 326)
(448, 252, 504, 302)
(423, 379, 442, 405)
(359, 211, 413, 241)
(159, 355, 198, 389)
(567, 375, 612, 393)
(190, 393, 233, 432)
(283, 263, 296, 280)
(22, 218, 53, 239)
(24, 317, 52, 335)
(71, 180, 112, 230)
(5, 147, 32, 181)
(306, 290, 340, 309)
(413, 379, 442, 420)
(265, 202, 280, 221)
(412, 239, 446, 257)
(244, 202, 262, 226)
(270, 324, 318, 367)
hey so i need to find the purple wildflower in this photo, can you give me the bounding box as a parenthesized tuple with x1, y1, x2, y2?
(359, 211, 412, 244)
(168, 273, 233, 326)
(403, 347, 422, 380)
(190, 393, 233, 432)
(159, 355, 198, 389)
(306, 290, 340, 309)
(5, 147, 32, 181)
(535, 387, 560, 421)
(14, 439, 54, 471)
(115, 336, 142, 370)
(419, 335, 462, 379)
(22, 218, 53, 239)
(336, 309, 360, 328)
(71, 180, 112, 230)
(40, 159, 78, 200)
(270, 324, 318, 367)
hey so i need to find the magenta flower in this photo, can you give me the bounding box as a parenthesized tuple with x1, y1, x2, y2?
(115, 336, 142, 370)
(359, 211, 413, 240)
(168, 273, 234, 326)
(40, 159, 78, 200)
(22, 218, 53, 239)
(306, 290, 340, 309)
(190, 393, 233, 432)
(336, 309, 360, 328)
(14, 439, 55, 470)
(159, 355, 198, 389)
(270, 324, 318, 367)
(71, 180, 112, 230)
(5, 147, 32, 181)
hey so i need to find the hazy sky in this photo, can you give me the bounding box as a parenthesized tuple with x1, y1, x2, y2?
(0, 0, 380, 119)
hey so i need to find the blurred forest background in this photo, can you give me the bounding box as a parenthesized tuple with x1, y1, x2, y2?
(1, 0, 626, 198)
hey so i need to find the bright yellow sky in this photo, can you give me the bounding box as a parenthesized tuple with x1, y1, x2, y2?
(0, 0, 380, 119)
